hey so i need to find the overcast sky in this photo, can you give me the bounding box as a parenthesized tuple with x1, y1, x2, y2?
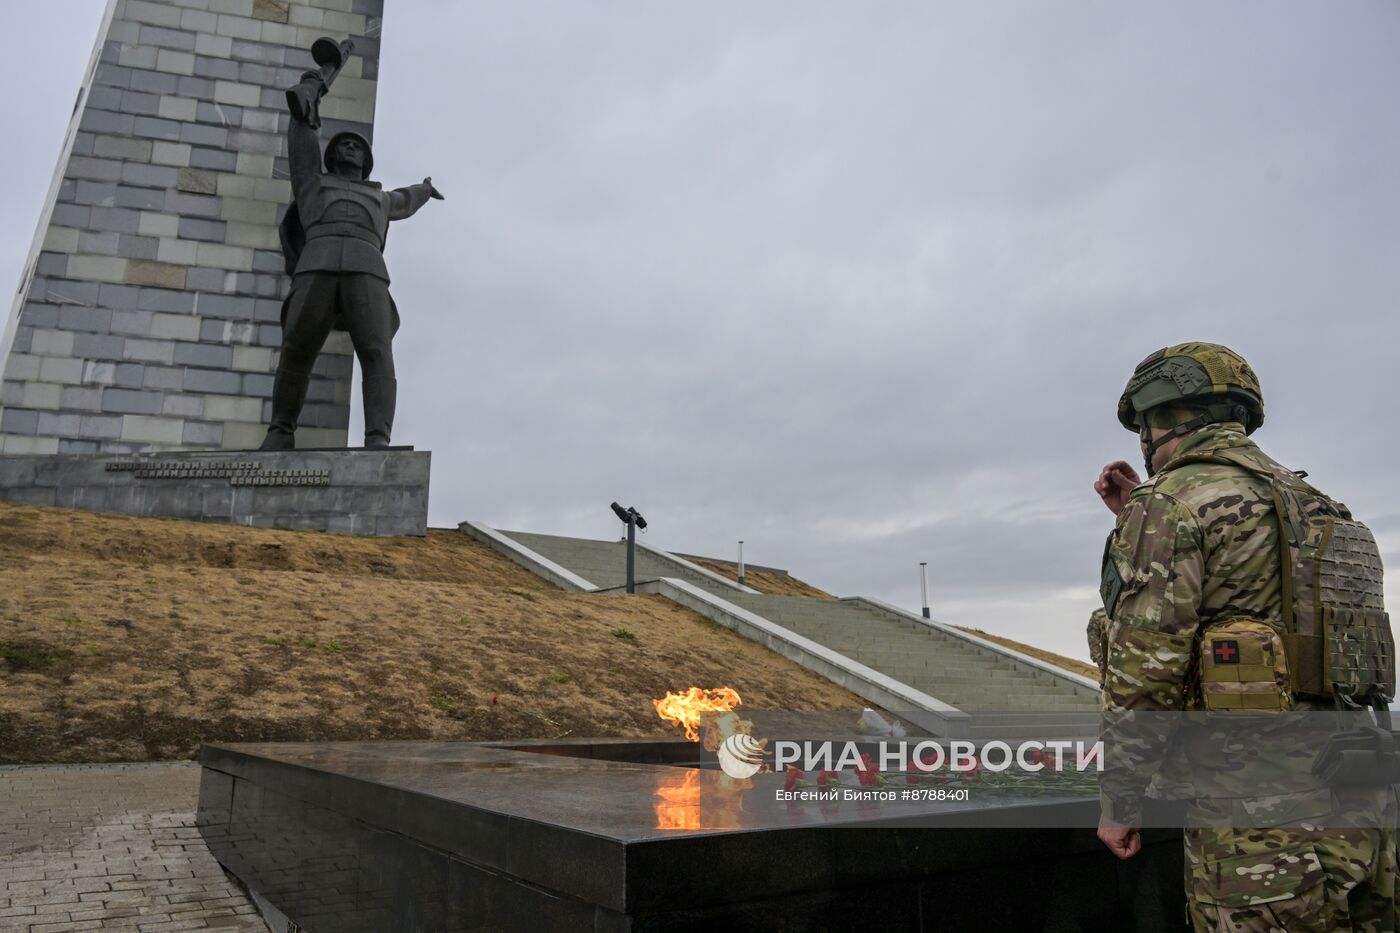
(3, 2, 1397, 663)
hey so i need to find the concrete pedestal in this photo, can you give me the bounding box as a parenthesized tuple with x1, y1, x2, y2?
(0, 448, 429, 536)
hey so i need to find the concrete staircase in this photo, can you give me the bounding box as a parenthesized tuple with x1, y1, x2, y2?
(493, 531, 1100, 732)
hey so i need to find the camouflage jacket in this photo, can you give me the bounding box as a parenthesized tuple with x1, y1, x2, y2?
(1098, 423, 1323, 823)
(1087, 608, 1108, 683)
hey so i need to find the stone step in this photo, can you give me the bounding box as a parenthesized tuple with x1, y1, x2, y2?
(875, 656, 1053, 674)
(912, 683, 1095, 702)
(919, 689, 1093, 706)
(852, 662, 1034, 684)
(966, 726, 1100, 742)
(840, 658, 1030, 680)
(772, 615, 973, 637)
(840, 657, 1041, 683)
(906, 682, 1070, 699)
(958, 699, 1098, 711)
(965, 715, 1100, 729)
(912, 695, 1069, 711)
(846, 646, 1019, 665)
(773, 614, 977, 637)
(815, 633, 1042, 659)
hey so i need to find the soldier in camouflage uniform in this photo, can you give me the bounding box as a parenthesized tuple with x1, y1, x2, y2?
(1094, 342, 1397, 931)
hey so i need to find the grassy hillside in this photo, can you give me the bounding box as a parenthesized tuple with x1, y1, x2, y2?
(0, 503, 864, 764)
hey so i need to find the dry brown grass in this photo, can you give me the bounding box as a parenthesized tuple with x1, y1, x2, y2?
(0, 503, 864, 764)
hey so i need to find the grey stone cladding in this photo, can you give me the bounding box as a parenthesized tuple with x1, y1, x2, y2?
(0, 448, 429, 536)
(0, 0, 386, 455)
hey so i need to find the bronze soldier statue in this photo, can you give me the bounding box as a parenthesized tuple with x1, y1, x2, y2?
(261, 39, 443, 450)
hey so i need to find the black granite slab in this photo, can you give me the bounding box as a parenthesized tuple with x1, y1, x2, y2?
(198, 740, 1184, 932)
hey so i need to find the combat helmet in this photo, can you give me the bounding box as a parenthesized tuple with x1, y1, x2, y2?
(1118, 342, 1264, 471)
(324, 130, 374, 179)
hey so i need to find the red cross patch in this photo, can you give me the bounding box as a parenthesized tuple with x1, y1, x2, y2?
(1212, 640, 1240, 664)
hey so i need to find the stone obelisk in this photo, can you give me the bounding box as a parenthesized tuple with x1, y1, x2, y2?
(0, 0, 384, 455)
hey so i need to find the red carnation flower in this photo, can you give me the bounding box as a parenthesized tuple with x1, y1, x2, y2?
(856, 754, 881, 786)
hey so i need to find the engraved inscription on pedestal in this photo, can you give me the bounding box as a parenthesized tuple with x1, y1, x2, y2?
(103, 459, 331, 486)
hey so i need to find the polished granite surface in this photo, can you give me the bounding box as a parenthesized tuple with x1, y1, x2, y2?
(202, 737, 1097, 840)
(198, 739, 1183, 931)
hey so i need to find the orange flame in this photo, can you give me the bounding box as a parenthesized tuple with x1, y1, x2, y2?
(653, 687, 741, 742)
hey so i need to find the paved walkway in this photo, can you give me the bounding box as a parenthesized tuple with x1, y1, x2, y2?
(0, 763, 267, 932)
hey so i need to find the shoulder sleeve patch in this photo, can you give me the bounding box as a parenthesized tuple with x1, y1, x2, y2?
(1101, 548, 1125, 618)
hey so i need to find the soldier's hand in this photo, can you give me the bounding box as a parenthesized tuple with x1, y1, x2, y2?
(285, 76, 326, 125)
(424, 177, 445, 200)
(1095, 460, 1141, 516)
(1097, 816, 1141, 859)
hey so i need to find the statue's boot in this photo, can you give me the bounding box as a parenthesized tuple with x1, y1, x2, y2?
(362, 375, 397, 448)
(259, 366, 312, 451)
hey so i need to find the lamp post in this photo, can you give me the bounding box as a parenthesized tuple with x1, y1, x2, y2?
(738, 540, 745, 586)
(919, 562, 930, 619)
(610, 502, 647, 593)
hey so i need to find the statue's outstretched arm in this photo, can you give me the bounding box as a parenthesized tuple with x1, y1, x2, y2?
(387, 176, 444, 221)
